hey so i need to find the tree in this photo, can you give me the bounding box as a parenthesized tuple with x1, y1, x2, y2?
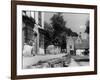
(44, 22, 54, 40)
(71, 32, 78, 37)
(85, 20, 89, 34)
(50, 13, 66, 38)
(44, 13, 78, 50)
(44, 22, 54, 35)
(50, 13, 67, 47)
(64, 28, 78, 37)
(50, 13, 78, 47)
(44, 22, 54, 48)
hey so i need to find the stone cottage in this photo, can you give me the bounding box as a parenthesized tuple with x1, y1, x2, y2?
(66, 33, 89, 55)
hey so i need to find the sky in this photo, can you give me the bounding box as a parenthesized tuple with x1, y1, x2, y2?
(44, 12, 89, 39)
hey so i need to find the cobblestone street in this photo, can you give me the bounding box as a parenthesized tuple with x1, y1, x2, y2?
(23, 54, 89, 69)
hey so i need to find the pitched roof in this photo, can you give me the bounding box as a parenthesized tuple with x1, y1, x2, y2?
(67, 36, 89, 49)
(75, 39, 89, 49)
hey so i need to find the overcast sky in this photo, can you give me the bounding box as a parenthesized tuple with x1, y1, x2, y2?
(44, 12, 89, 39)
(44, 12, 89, 33)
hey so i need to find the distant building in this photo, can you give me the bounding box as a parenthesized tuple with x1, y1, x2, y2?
(66, 32, 89, 55)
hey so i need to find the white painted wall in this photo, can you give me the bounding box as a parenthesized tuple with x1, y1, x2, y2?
(0, 0, 100, 80)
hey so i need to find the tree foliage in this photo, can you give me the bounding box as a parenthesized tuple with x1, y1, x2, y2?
(44, 13, 78, 49)
(50, 13, 66, 46)
(51, 13, 66, 37)
(44, 22, 54, 48)
(85, 20, 89, 34)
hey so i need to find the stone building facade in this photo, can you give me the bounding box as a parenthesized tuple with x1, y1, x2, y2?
(22, 11, 45, 55)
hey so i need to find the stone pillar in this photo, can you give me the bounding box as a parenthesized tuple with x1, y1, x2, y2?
(40, 12, 44, 54)
(34, 12, 39, 55)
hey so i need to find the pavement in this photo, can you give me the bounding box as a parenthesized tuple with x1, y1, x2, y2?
(23, 54, 89, 69)
(69, 58, 89, 67)
(23, 53, 67, 69)
(69, 58, 80, 66)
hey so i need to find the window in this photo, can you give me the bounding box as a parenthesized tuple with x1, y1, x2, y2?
(70, 45, 72, 49)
